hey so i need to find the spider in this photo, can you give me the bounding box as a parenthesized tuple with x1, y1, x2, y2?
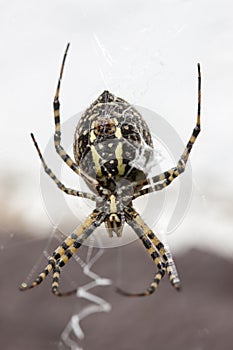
(20, 43, 201, 297)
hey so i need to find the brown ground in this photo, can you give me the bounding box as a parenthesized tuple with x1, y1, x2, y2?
(1, 232, 233, 350)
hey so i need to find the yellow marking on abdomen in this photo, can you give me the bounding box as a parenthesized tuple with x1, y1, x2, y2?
(90, 129, 96, 143)
(115, 126, 125, 176)
(115, 141, 125, 175)
(115, 126, 122, 139)
(110, 195, 117, 213)
(90, 145, 102, 176)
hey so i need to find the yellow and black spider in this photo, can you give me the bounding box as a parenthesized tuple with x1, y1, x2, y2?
(20, 44, 201, 297)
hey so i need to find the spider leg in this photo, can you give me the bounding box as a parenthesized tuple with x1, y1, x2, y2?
(163, 244, 181, 290)
(20, 209, 106, 294)
(52, 45, 100, 189)
(19, 237, 74, 293)
(117, 207, 179, 297)
(30, 133, 96, 201)
(132, 208, 180, 289)
(52, 43, 80, 175)
(133, 174, 179, 199)
(51, 210, 106, 296)
(117, 219, 165, 297)
(128, 63, 201, 200)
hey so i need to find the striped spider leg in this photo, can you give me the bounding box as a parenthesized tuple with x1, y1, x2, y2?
(30, 132, 97, 201)
(133, 63, 201, 199)
(52, 43, 81, 176)
(52, 43, 101, 189)
(20, 209, 106, 296)
(116, 207, 180, 297)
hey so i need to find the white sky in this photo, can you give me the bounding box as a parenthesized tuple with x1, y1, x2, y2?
(0, 0, 233, 256)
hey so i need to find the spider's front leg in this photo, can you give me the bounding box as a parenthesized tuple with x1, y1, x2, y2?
(116, 208, 180, 297)
(52, 43, 81, 176)
(133, 63, 201, 199)
(20, 209, 106, 296)
(52, 45, 100, 189)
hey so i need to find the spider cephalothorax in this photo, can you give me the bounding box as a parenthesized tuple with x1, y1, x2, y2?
(102, 194, 126, 237)
(20, 43, 201, 297)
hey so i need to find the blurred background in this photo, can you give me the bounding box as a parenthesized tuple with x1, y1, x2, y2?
(0, 1, 233, 349)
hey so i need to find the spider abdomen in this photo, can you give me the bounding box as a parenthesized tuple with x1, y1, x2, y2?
(73, 91, 154, 193)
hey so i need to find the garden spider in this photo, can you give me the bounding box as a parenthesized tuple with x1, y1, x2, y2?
(20, 44, 201, 297)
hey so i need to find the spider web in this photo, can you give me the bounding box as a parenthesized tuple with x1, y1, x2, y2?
(59, 235, 112, 350)
(19, 216, 112, 350)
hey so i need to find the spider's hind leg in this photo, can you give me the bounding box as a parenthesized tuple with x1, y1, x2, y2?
(19, 258, 56, 291)
(132, 209, 181, 290)
(19, 233, 77, 292)
(116, 208, 180, 297)
(20, 210, 106, 295)
(51, 210, 107, 296)
(164, 244, 181, 290)
(116, 229, 166, 297)
(117, 269, 166, 297)
(146, 230, 181, 290)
